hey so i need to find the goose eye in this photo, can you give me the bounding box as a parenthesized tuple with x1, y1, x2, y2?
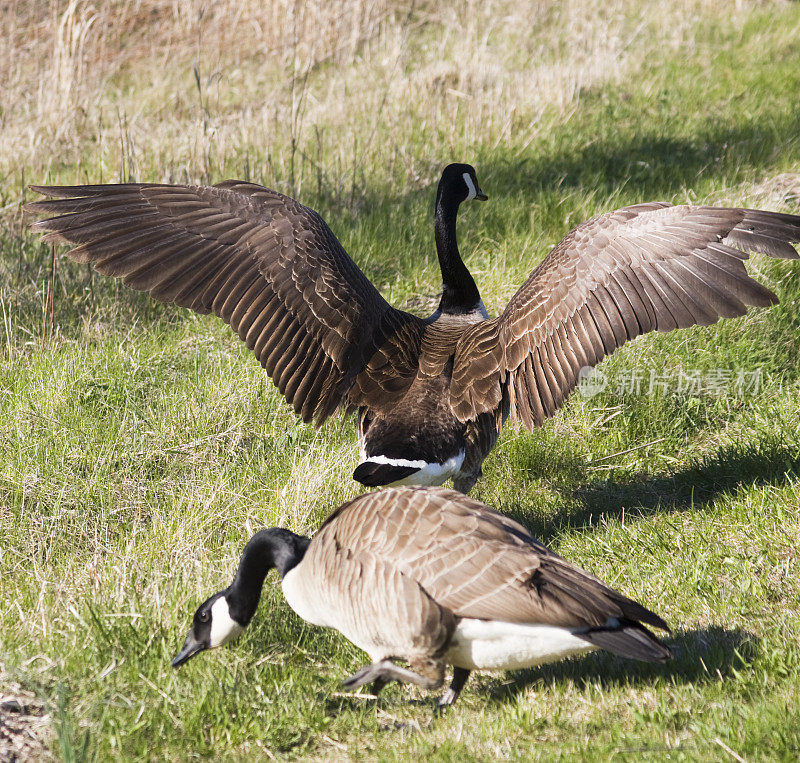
(199, 610, 210, 623)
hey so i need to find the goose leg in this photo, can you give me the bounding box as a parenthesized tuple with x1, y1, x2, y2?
(453, 471, 480, 494)
(437, 667, 471, 711)
(371, 677, 390, 696)
(343, 659, 442, 690)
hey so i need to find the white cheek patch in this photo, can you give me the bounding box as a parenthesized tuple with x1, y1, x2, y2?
(209, 597, 243, 648)
(463, 172, 477, 201)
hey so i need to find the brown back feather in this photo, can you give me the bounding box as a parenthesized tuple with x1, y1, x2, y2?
(314, 486, 668, 632)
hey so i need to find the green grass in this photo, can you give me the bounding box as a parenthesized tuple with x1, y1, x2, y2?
(3, 1, 800, 759)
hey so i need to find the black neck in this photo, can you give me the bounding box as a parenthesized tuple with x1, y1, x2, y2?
(435, 186, 481, 314)
(227, 528, 309, 625)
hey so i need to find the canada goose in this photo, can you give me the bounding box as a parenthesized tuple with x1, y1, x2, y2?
(28, 167, 800, 491)
(172, 486, 671, 709)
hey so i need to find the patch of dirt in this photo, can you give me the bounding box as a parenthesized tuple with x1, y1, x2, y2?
(0, 683, 52, 762)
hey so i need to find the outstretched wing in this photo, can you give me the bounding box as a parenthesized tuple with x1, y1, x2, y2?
(28, 182, 424, 422)
(322, 486, 667, 632)
(450, 203, 800, 426)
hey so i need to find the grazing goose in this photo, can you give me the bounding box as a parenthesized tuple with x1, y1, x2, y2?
(172, 486, 671, 710)
(28, 167, 800, 491)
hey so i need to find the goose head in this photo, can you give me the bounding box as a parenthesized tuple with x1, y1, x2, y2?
(172, 592, 244, 666)
(172, 527, 309, 668)
(437, 163, 488, 206)
(435, 164, 488, 315)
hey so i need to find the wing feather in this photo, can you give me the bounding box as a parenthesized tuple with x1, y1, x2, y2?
(450, 203, 799, 424)
(318, 487, 668, 632)
(28, 182, 424, 422)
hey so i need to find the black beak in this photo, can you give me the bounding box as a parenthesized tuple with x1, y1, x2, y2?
(172, 632, 205, 668)
(475, 189, 488, 201)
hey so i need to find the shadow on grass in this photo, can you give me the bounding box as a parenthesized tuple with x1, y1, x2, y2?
(481, 107, 800, 207)
(487, 626, 756, 703)
(507, 437, 800, 544)
(321, 626, 756, 719)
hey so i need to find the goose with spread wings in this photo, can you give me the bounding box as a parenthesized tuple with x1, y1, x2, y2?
(28, 164, 800, 491)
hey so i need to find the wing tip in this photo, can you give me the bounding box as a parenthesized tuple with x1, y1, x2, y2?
(580, 621, 673, 663)
(27, 183, 150, 199)
(28, 184, 92, 198)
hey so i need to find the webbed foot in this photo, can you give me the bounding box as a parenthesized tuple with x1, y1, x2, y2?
(343, 659, 442, 690)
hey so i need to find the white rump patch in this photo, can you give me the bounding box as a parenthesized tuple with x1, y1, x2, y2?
(209, 597, 243, 648)
(446, 619, 595, 671)
(463, 172, 477, 201)
(363, 454, 428, 469)
(358, 451, 466, 487)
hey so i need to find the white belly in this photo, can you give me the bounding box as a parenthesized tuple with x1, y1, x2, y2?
(445, 619, 596, 671)
(281, 567, 390, 662)
(281, 567, 331, 628)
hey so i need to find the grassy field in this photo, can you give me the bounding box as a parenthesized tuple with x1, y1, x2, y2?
(2, 0, 800, 759)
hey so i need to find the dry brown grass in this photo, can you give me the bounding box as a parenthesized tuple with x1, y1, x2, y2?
(1, 0, 780, 210)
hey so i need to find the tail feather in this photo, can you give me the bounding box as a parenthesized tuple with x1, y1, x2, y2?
(613, 596, 671, 635)
(353, 461, 420, 487)
(578, 620, 671, 663)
